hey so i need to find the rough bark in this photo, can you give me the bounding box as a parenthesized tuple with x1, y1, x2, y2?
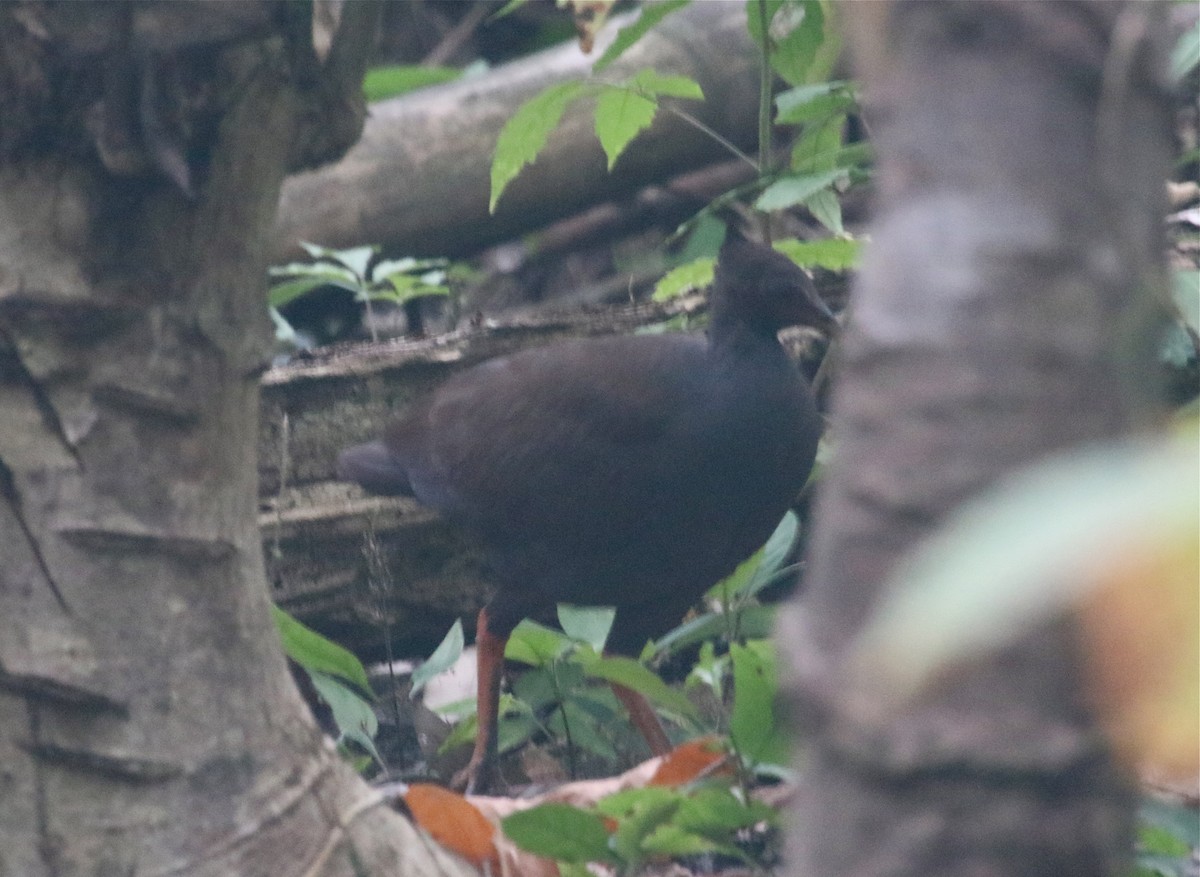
(272, 0, 761, 259)
(779, 2, 1173, 875)
(0, 3, 474, 874)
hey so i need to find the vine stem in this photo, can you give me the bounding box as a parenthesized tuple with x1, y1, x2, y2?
(755, 0, 774, 179)
(660, 104, 759, 172)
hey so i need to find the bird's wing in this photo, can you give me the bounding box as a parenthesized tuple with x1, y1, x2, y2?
(396, 334, 709, 524)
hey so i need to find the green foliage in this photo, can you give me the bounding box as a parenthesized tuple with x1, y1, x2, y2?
(272, 604, 372, 695)
(774, 236, 862, 271)
(1172, 269, 1199, 333)
(409, 618, 464, 698)
(268, 242, 453, 343)
(651, 256, 715, 301)
(746, 0, 827, 86)
(488, 0, 868, 288)
(1132, 796, 1199, 877)
(775, 79, 857, 124)
(490, 81, 588, 212)
(729, 640, 788, 767)
(503, 802, 614, 864)
(756, 167, 848, 212)
(503, 780, 778, 873)
(1171, 17, 1200, 82)
(593, 0, 691, 73)
(490, 69, 702, 211)
(595, 88, 658, 171)
(271, 605, 382, 766)
(655, 511, 800, 659)
(363, 65, 462, 102)
(307, 670, 384, 767)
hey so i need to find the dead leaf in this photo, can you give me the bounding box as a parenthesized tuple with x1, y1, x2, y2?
(649, 736, 730, 786)
(558, 0, 616, 54)
(404, 782, 500, 873)
(1077, 532, 1200, 782)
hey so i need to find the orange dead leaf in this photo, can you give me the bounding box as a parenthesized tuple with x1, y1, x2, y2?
(404, 782, 499, 872)
(649, 736, 731, 787)
(1076, 531, 1200, 783)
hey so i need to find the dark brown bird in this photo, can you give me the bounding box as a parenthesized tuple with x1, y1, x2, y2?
(337, 235, 831, 791)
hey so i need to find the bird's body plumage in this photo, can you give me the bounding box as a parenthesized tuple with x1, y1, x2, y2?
(338, 236, 831, 789)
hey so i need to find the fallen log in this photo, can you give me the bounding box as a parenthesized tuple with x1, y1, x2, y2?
(272, 0, 759, 259)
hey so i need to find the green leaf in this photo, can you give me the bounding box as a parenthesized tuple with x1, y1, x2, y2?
(775, 80, 856, 124)
(654, 604, 776, 658)
(376, 274, 449, 305)
(409, 619, 464, 698)
(761, 510, 800, 571)
(791, 112, 845, 172)
(769, 0, 824, 86)
(581, 654, 698, 718)
(490, 81, 588, 213)
(370, 255, 448, 283)
(596, 786, 678, 817)
(558, 604, 616, 651)
(1171, 19, 1200, 82)
(497, 710, 540, 755)
(298, 242, 377, 279)
(268, 260, 359, 282)
(628, 68, 704, 100)
(707, 510, 799, 604)
(272, 604, 372, 697)
(849, 432, 1200, 708)
(269, 306, 298, 344)
(1138, 824, 1191, 858)
(774, 236, 862, 271)
(805, 186, 845, 235)
(639, 823, 718, 857)
(308, 670, 383, 766)
(553, 697, 620, 759)
(502, 803, 615, 863)
(676, 787, 774, 834)
(710, 545, 764, 603)
(593, 0, 692, 72)
(652, 256, 715, 301)
(755, 169, 847, 211)
(492, 0, 530, 19)
(1140, 796, 1200, 848)
(268, 276, 338, 309)
(363, 65, 461, 102)
(505, 619, 571, 666)
(730, 640, 788, 765)
(610, 792, 681, 864)
(744, 0, 784, 48)
(595, 86, 659, 171)
(1172, 269, 1200, 333)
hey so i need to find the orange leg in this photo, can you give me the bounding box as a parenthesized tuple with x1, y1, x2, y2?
(610, 681, 672, 756)
(450, 608, 506, 793)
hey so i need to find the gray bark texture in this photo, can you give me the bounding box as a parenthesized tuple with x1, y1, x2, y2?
(779, 2, 1174, 875)
(272, 0, 760, 259)
(0, 3, 475, 874)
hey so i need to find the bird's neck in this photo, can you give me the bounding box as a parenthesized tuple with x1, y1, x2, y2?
(708, 315, 786, 365)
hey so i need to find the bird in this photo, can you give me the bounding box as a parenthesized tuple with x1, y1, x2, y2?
(337, 233, 832, 792)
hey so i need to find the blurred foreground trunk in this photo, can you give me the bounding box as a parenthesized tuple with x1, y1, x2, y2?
(780, 2, 1173, 874)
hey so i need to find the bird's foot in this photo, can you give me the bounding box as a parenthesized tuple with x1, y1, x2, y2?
(449, 754, 499, 796)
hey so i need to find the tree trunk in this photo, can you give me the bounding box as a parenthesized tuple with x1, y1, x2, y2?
(273, 0, 760, 259)
(780, 2, 1173, 875)
(0, 4, 474, 874)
